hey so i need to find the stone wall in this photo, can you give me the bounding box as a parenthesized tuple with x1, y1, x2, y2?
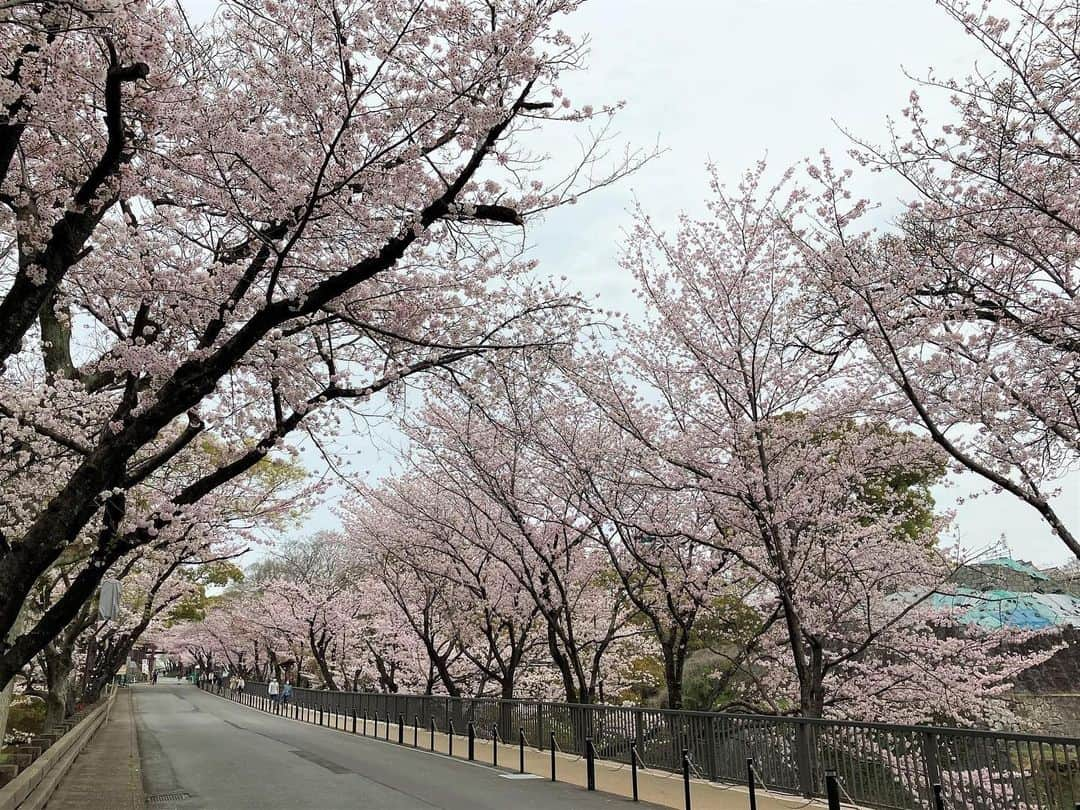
(1011, 626, 1080, 735)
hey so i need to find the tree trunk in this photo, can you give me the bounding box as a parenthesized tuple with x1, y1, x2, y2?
(546, 620, 578, 704)
(0, 600, 29, 741)
(662, 642, 685, 710)
(43, 662, 73, 728)
(799, 644, 826, 718)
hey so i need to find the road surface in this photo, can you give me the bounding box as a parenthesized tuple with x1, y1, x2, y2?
(135, 683, 654, 809)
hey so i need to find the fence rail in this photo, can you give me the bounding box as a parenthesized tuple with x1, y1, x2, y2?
(221, 680, 1078, 810)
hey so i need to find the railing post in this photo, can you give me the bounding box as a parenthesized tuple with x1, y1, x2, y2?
(586, 737, 596, 791)
(573, 704, 584, 753)
(537, 702, 544, 751)
(550, 732, 556, 781)
(922, 731, 942, 796)
(519, 726, 525, 774)
(468, 720, 476, 761)
(631, 743, 639, 802)
(825, 770, 841, 810)
(705, 714, 717, 781)
(795, 720, 815, 798)
(747, 757, 758, 810)
(682, 747, 692, 810)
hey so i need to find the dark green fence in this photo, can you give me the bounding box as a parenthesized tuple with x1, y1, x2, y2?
(225, 681, 1078, 810)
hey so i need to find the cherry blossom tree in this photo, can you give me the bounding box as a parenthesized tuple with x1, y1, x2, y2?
(163, 532, 435, 692)
(521, 386, 739, 710)
(803, 0, 1080, 559)
(586, 165, 1047, 721)
(0, 0, 644, 692)
(404, 353, 737, 709)
(384, 370, 647, 705)
(348, 476, 546, 701)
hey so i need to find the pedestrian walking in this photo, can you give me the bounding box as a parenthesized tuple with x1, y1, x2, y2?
(237, 676, 245, 695)
(268, 676, 280, 704)
(282, 682, 293, 705)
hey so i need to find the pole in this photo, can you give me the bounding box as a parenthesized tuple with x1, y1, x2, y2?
(585, 737, 596, 790)
(492, 723, 499, 767)
(932, 784, 945, 810)
(449, 720, 455, 757)
(825, 770, 841, 810)
(631, 743, 639, 802)
(398, 713, 404, 744)
(748, 758, 758, 810)
(682, 747, 692, 810)
(430, 717, 436, 751)
(352, 708, 356, 734)
(550, 732, 556, 781)
(414, 715, 419, 747)
(468, 720, 476, 761)
(519, 727, 525, 774)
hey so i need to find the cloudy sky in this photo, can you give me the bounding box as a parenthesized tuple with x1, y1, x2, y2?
(186, 0, 1079, 566)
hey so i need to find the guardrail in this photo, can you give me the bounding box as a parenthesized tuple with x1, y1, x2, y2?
(0, 685, 117, 810)
(207, 680, 1078, 810)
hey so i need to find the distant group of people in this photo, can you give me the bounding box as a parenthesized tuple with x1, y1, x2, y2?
(189, 670, 300, 706)
(229, 674, 246, 696)
(267, 677, 293, 705)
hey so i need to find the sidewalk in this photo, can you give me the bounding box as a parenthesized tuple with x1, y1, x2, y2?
(216, 690, 823, 810)
(46, 688, 143, 810)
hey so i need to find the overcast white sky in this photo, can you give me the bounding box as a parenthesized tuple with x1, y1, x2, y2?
(186, 0, 1079, 566)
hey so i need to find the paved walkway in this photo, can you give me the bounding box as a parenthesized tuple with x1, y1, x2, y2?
(47, 688, 144, 810)
(137, 683, 665, 809)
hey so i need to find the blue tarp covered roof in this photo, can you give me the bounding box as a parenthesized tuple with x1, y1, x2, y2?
(928, 588, 1080, 630)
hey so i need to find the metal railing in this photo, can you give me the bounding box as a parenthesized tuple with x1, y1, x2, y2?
(219, 681, 1079, 810)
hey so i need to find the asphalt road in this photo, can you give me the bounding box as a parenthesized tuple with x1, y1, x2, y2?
(135, 683, 657, 809)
